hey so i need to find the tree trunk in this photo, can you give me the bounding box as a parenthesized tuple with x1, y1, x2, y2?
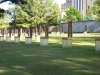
(55, 27, 57, 33)
(68, 21, 72, 38)
(24, 28, 25, 33)
(41, 25, 45, 32)
(14, 28, 15, 34)
(7, 28, 9, 36)
(37, 25, 39, 35)
(30, 25, 32, 38)
(37, 25, 41, 35)
(9, 28, 11, 37)
(40, 25, 42, 34)
(1, 29, 4, 36)
(45, 23, 49, 38)
(53, 28, 55, 33)
(32, 27, 34, 35)
(18, 27, 20, 37)
(6, 29, 8, 36)
(35, 27, 37, 35)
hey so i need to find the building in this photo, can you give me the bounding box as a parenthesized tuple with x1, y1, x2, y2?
(61, 3, 67, 18)
(61, 0, 72, 18)
(61, 0, 93, 18)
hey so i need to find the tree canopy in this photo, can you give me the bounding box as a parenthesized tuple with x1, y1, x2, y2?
(18, 0, 61, 26)
(62, 7, 82, 22)
(6, 0, 61, 38)
(94, 0, 100, 21)
(0, 14, 10, 29)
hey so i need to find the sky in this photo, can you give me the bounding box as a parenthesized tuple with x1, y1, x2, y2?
(54, 0, 66, 8)
(0, 1, 15, 10)
(0, 0, 66, 10)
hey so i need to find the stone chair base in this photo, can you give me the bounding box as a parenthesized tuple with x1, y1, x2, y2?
(25, 37, 32, 44)
(40, 37, 48, 46)
(95, 38, 100, 51)
(51, 32, 54, 34)
(83, 31, 87, 35)
(35, 35, 40, 42)
(6, 37, 11, 42)
(14, 37, 20, 43)
(0, 36, 4, 41)
(32, 34, 36, 39)
(62, 37, 72, 48)
(57, 32, 60, 35)
(60, 33, 64, 37)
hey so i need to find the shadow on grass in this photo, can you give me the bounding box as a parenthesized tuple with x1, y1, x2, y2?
(0, 36, 100, 75)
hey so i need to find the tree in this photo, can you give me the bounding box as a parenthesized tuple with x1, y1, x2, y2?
(7, 0, 61, 39)
(9, 5, 30, 37)
(86, 1, 100, 20)
(20, 0, 43, 37)
(19, 0, 61, 38)
(86, 7, 93, 20)
(37, 0, 61, 38)
(0, 14, 10, 36)
(93, 0, 100, 21)
(0, 8, 5, 18)
(62, 7, 82, 22)
(49, 3, 61, 26)
(0, 14, 10, 29)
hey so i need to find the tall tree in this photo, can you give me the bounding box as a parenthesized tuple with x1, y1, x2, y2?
(19, 0, 61, 38)
(9, 6, 30, 37)
(20, 0, 42, 37)
(37, 0, 61, 38)
(8, 0, 61, 38)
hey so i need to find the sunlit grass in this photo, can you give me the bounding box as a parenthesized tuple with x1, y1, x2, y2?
(0, 33, 100, 75)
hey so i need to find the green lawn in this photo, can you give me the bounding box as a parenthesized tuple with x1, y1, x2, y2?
(0, 33, 100, 75)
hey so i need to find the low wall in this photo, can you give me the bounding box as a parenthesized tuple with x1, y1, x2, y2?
(61, 20, 100, 33)
(51, 20, 100, 33)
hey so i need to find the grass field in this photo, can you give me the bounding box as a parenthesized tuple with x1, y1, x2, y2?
(0, 33, 100, 75)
